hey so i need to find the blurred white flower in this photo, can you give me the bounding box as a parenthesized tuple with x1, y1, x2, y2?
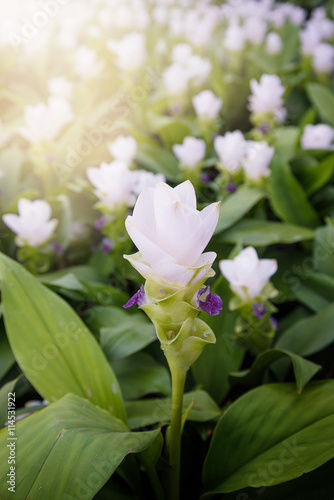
(301, 124, 334, 150)
(108, 136, 138, 165)
(248, 74, 286, 122)
(107, 33, 146, 72)
(87, 161, 137, 210)
(192, 90, 223, 120)
(19, 97, 73, 144)
(300, 25, 322, 56)
(3, 199, 58, 248)
(74, 46, 104, 78)
(214, 131, 247, 173)
(244, 17, 267, 46)
(172, 43, 193, 64)
(312, 43, 334, 74)
(265, 32, 283, 54)
(163, 64, 190, 96)
(47, 77, 74, 100)
(224, 24, 246, 52)
(185, 55, 212, 85)
(241, 141, 274, 180)
(172, 137, 206, 169)
(132, 171, 166, 197)
(219, 246, 277, 301)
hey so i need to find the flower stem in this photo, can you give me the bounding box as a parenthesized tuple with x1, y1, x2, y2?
(168, 364, 187, 500)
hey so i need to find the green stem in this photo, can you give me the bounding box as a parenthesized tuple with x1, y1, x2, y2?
(168, 364, 187, 500)
(146, 463, 165, 500)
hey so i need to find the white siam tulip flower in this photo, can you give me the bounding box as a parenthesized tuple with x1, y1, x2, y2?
(300, 25, 322, 56)
(172, 43, 193, 64)
(19, 97, 73, 144)
(163, 64, 190, 96)
(192, 90, 223, 120)
(312, 43, 334, 74)
(107, 135, 138, 165)
(265, 32, 283, 54)
(87, 161, 137, 210)
(74, 46, 104, 78)
(219, 246, 277, 301)
(172, 137, 206, 169)
(214, 131, 247, 173)
(124, 181, 220, 286)
(132, 171, 166, 197)
(248, 74, 286, 123)
(2, 199, 58, 248)
(241, 141, 274, 180)
(107, 33, 147, 72)
(301, 124, 334, 150)
(224, 24, 246, 52)
(47, 77, 74, 100)
(185, 55, 212, 85)
(244, 17, 267, 46)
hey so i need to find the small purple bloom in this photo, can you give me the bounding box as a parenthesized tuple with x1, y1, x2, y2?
(123, 285, 149, 309)
(197, 286, 223, 316)
(101, 237, 114, 253)
(270, 316, 279, 329)
(226, 181, 237, 194)
(201, 172, 211, 183)
(259, 123, 270, 134)
(50, 241, 64, 254)
(252, 302, 267, 319)
(95, 215, 106, 230)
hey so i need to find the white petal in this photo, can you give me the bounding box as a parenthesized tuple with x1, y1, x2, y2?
(174, 180, 196, 209)
(131, 187, 156, 240)
(2, 214, 22, 235)
(219, 260, 238, 284)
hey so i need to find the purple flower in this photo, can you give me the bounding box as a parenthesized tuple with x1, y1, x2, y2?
(95, 215, 106, 230)
(270, 316, 279, 329)
(123, 285, 150, 309)
(50, 241, 64, 254)
(252, 302, 267, 319)
(101, 237, 114, 253)
(201, 172, 211, 184)
(197, 286, 222, 316)
(226, 181, 237, 194)
(259, 123, 270, 134)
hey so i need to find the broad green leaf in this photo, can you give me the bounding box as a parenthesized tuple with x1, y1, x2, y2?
(269, 153, 320, 228)
(113, 353, 171, 400)
(136, 143, 180, 180)
(0, 394, 158, 500)
(0, 376, 21, 428)
(214, 187, 266, 234)
(0, 327, 15, 381)
(125, 390, 221, 429)
(313, 186, 334, 216)
(307, 82, 334, 127)
(192, 276, 244, 403)
(218, 219, 314, 246)
(275, 302, 334, 357)
(89, 306, 156, 360)
(292, 273, 334, 313)
(159, 120, 191, 147)
(296, 154, 334, 196)
(203, 381, 334, 494)
(273, 126, 299, 161)
(230, 348, 320, 393)
(314, 223, 334, 276)
(0, 252, 126, 422)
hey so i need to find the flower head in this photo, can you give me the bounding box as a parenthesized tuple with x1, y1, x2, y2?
(301, 124, 334, 150)
(192, 90, 223, 121)
(219, 247, 277, 301)
(3, 199, 58, 247)
(197, 286, 223, 316)
(214, 131, 247, 173)
(107, 135, 138, 165)
(241, 141, 274, 181)
(248, 74, 286, 123)
(124, 181, 220, 286)
(172, 136, 206, 169)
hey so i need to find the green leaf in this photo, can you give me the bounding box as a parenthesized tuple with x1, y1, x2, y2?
(192, 276, 244, 403)
(218, 219, 314, 246)
(296, 154, 334, 196)
(0, 252, 126, 421)
(158, 120, 191, 147)
(269, 153, 320, 228)
(314, 223, 334, 276)
(0, 146, 24, 208)
(0, 376, 22, 428)
(275, 302, 334, 357)
(273, 127, 299, 162)
(230, 348, 320, 394)
(125, 390, 221, 429)
(88, 306, 156, 361)
(136, 143, 180, 181)
(0, 326, 15, 381)
(214, 187, 266, 234)
(203, 381, 334, 494)
(113, 353, 171, 400)
(306, 82, 334, 126)
(0, 394, 158, 500)
(292, 272, 334, 313)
